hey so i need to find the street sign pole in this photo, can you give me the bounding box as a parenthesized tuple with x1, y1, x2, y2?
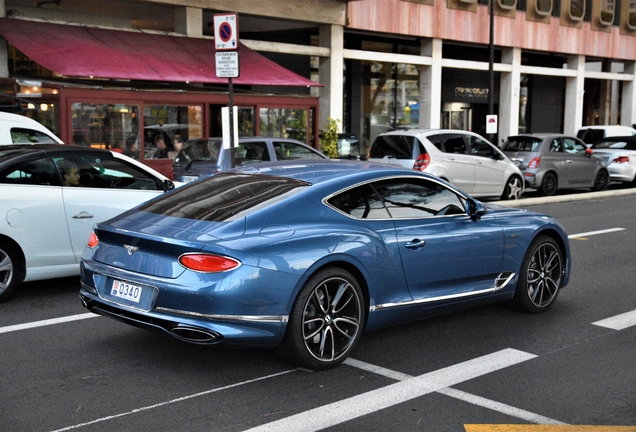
(214, 12, 239, 168)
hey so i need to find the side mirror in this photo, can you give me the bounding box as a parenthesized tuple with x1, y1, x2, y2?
(585, 147, 593, 157)
(466, 198, 486, 220)
(164, 179, 175, 192)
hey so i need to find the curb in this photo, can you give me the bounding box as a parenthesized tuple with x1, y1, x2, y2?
(489, 187, 636, 207)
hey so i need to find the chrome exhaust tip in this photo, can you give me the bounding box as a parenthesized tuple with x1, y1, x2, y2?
(170, 326, 222, 344)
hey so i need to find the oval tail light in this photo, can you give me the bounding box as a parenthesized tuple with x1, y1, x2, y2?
(613, 156, 630, 163)
(87, 232, 99, 249)
(413, 153, 431, 171)
(179, 254, 241, 273)
(527, 157, 541, 169)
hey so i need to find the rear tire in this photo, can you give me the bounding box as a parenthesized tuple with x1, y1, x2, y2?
(501, 175, 523, 200)
(539, 172, 557, 196)
(280, 267, 365, 370)
(592, 169, 609, 191)
(0, 242, 21, 302)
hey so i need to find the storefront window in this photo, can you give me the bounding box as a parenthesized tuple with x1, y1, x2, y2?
(143, 105, 203, 160)
(71, 103, 140, 156)
(362, 61, 420, 155)
(259, 108, 309, 142)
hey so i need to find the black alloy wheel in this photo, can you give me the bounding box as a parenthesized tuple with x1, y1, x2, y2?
(281, 267, 365, 370)
(540, 172, 557, 196)
(592, 169, 609, 191)
(513, 235, 563, 313)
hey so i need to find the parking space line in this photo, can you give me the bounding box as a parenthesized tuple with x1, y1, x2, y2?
(568, 228, 625, 239)
(244, 348, 537, 432)
(48, 369, 295, 432)
(592, 309, 636, 330)
(345, 357, 564, 425)
(0, 313, 97, 334)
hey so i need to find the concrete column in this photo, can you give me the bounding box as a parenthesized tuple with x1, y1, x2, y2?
(498, 48, 521, 144)
(621, 62, 636, 128)
(418, 38, 442, 129)
(319, 24, 344, 131)
(175, 7, 203, 38)
(564, 55, 585, 135)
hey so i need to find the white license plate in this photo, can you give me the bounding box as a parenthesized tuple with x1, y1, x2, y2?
(182, 176, 199, 183)
(111, 280, 143, 303)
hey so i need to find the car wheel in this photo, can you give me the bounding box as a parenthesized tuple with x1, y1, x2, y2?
(592, 169, 609, 191)
(513, 235, 563, 313)
(281, 267, 365, 370)
(0, 242, 21, 302)
(501, 175, 523, 200)
(539, 172, 557, 196)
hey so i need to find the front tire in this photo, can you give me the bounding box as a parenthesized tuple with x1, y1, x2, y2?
(501, 175, 523, 200)
(0, 242, 21, 302)
(513, 235, 563, 313)
(281, 267, 365, 370)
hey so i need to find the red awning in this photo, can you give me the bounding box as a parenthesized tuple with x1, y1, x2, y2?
(0, 18, 322, 87)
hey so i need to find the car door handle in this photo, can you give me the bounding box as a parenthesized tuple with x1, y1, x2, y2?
(445, 156, 456, 161)
(72, 211, 94, 219)
(405, 239, 426, 250)
(566, 160, 574, 163)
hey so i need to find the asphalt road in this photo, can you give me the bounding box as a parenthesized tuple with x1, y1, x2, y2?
(1, 190, 635, 432)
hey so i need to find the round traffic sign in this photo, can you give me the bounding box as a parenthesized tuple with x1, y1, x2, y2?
(219, 22, 232, 43)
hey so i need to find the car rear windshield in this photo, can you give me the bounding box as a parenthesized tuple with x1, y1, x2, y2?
(369, 135, 419, 159)
(504, 137, 542, 152)
(137, 172, 310, 222)
(175, 139, 223, 163)
(593, 139, 636, 150)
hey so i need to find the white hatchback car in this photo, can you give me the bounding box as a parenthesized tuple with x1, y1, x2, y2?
(368, 129, 524, 200)
(0, 144, 178, 301)
(0, 111, 63, 144)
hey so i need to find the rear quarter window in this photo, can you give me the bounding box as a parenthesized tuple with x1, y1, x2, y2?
(369, 135, 419, 159)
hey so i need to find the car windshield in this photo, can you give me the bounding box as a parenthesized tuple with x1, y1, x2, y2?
(137, 172, 310, 222)
(504, 137, 542, 152)
(175, 139, 223, 163)
(593, 139, 636, 150)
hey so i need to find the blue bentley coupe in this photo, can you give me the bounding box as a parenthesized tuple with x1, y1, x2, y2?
(79, 160, 571, 370)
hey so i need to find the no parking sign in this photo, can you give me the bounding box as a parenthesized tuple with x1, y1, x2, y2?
(214, 13, 238, 51)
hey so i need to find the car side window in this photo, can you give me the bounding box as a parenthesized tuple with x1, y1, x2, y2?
(372, 178, 466, 219)
(237, 141, 269, 165)
(53, 155, 161, 190)
(563, 138, 586, 154)
(327, 183, 390, 219)
(549, 139, 562, 153)
(467, 136, 496, 158)
(434, 134, 468, 154)
(10, 128, 58, 144)
(273, 141, 322, 160)
(0, 157, 62, 186)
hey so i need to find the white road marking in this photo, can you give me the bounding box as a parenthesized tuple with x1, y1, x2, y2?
(593, 309, 636, 330)
(344, 358, 565, 425)
(48, 369, 295, 432)
(244, 348, 537, 432)
(568, 227, 625, 239)
(0, 313, 97, 334)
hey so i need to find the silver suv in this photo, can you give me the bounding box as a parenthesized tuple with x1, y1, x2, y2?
(368, 129, 524, 200)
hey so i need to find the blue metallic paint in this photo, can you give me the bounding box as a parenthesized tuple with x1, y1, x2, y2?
(79, 160, 571, 351)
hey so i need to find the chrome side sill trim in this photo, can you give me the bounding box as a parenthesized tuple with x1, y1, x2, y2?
(155, 307, 289, 323)
(370, 272, 516, 312)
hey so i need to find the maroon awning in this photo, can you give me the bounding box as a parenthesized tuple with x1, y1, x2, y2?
(0, 18, 322, 87)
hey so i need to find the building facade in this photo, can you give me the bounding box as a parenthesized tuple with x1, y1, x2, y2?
(1, 0, 635, 174)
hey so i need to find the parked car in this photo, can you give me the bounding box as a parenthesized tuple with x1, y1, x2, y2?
(367, 129, 524, 200)
(0, 111, 63, 144)
(172, 137, 328, 183)
(590, 135, 636, 185)
(79, 160, 570, 370)
(0, 144, 179, 301)
(502, 134, 610, 196)
(576, 125, 636, 147)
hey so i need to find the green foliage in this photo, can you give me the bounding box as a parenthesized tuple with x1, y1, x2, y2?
(320, 117, 340, 159)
